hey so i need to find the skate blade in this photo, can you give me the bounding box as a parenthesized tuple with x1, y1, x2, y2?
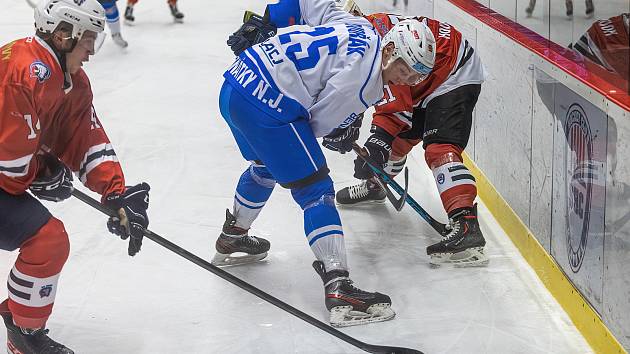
(7, 340, 21, 354)
(113, 41, 128, 49)
(336, 198, 387, 208)
(329, 304, 396, 328)
(429, 247, 489, 268)
(173, 18, 184, 24)
(210, 252, 268, 267)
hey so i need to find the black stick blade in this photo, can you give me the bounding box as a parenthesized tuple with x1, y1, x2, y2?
(364, 344, 424, 354)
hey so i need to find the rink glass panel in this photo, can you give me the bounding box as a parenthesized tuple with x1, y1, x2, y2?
(547, 72, 607, 313)
(603, 103, 630, 351)
(436, 0, 630, 349)
(481, 0, 629, 94)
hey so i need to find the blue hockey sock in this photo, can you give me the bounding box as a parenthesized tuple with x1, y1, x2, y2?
(232, 164, 276, 229)
(292, 178, 348, 271)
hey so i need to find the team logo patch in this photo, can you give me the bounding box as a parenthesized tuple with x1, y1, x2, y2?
(412, 30, 419, 39)
(39, 284, 53, 298)
(373, 18, 389, 36)
(29, 60, 51, 83)
(437, 173, 445, 185)
(564, 103, 593, 273)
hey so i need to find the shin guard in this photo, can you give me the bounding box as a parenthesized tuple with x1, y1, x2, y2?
(425, 143, 477, 214)
(7, 218, 69, 329)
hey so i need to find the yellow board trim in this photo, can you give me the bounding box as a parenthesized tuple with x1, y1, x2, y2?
(463, 153, 627, 354)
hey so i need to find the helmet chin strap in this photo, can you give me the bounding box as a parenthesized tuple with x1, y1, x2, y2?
(43, 34, 77, 87)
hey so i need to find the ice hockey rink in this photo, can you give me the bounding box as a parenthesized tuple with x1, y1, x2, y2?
(0, 0, 596, 353)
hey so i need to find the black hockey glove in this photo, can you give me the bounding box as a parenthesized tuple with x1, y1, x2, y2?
(227, 12, 277, 56)
(104, 183, 150, 257)
(322, 114, 363, 154)
(354, 126, 395, 180)
(29, 154, 73, 202)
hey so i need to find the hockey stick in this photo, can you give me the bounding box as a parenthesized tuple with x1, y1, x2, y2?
(71, 189, 423, 354)
(352, 143, 449, 236)
(25, 0, 38, 9)
(352, 144, 407, 211)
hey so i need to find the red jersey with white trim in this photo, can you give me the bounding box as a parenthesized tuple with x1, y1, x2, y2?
(574, 13, 629, 79)
(0, 36, 125, 197)
(364, 13, 485, 137)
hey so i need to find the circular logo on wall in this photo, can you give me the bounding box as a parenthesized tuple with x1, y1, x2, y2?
(564, 103, 593, 273)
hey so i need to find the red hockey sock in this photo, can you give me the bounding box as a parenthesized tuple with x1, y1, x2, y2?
(7, 218, 69, 329)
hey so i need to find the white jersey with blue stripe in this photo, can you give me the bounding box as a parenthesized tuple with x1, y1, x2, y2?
(241, 0, 383, 137)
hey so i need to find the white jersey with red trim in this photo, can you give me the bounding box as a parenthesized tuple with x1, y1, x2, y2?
(365, 13, 486, 136)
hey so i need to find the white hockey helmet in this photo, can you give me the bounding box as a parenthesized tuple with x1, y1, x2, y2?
(335, 0, 363, 16)
(382, 19, 436, 76)
(34, 0, 106, 40)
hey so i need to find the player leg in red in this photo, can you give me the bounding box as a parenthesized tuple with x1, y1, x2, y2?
(0, 190, 73, 354)
(424, 143, 487, 267)
(418, 83, 488, 267)
(167, 0, 184, 23)
(124, 0, 137, 24)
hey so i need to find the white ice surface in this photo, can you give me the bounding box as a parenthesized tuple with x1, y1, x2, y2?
(1, 1, 592, 353)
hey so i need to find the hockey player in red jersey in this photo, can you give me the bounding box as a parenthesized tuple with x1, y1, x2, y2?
(572, 13, 629, 80)
(332, 13, 489, 268)
(0, 0, 150, 352)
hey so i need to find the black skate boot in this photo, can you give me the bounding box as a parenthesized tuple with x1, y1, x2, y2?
(312, 261, 395, 327)
(426, 204, 488, 268)
(525, 0, 535, 17)
(210, 209, 270, 266)
(1, 311, 73, 354)
(335, 178, 386, 206)
(585, 0, 594, 18)
(565, 0, 574, 18)
(168, 2, 184, 23)
(124, 6, 135, 24)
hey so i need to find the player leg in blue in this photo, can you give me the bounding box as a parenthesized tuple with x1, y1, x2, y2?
(214, 81, 394, 327)
(211, 163, 274, 266)
(100, 1, 128, 48)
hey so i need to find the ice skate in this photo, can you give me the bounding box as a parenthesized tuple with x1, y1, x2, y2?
(525, 0, 535, 17)
(111, 33, 128, 48)
(426, 204, 489, 268)
(210, 209, 270, 266)
(565, 0, 574, 19)
(168, 3, 184, 23)
(313, 261, 395, 327)
(1, 311, 73, 354)
(336, 178, 386, 206)
(124, 6, 134, 24)
(585, 0, 594, 18)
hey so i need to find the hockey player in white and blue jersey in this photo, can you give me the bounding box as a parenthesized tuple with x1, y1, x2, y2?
(213, 0, 435, 327)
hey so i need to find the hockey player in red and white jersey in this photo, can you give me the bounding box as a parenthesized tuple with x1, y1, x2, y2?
(572, 13, 629, 79)
(331, 12, 489, 268)
(0, 0, 150, 352)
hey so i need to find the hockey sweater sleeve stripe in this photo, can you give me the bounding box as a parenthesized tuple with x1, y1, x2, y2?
(0, 83, 42, 194)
